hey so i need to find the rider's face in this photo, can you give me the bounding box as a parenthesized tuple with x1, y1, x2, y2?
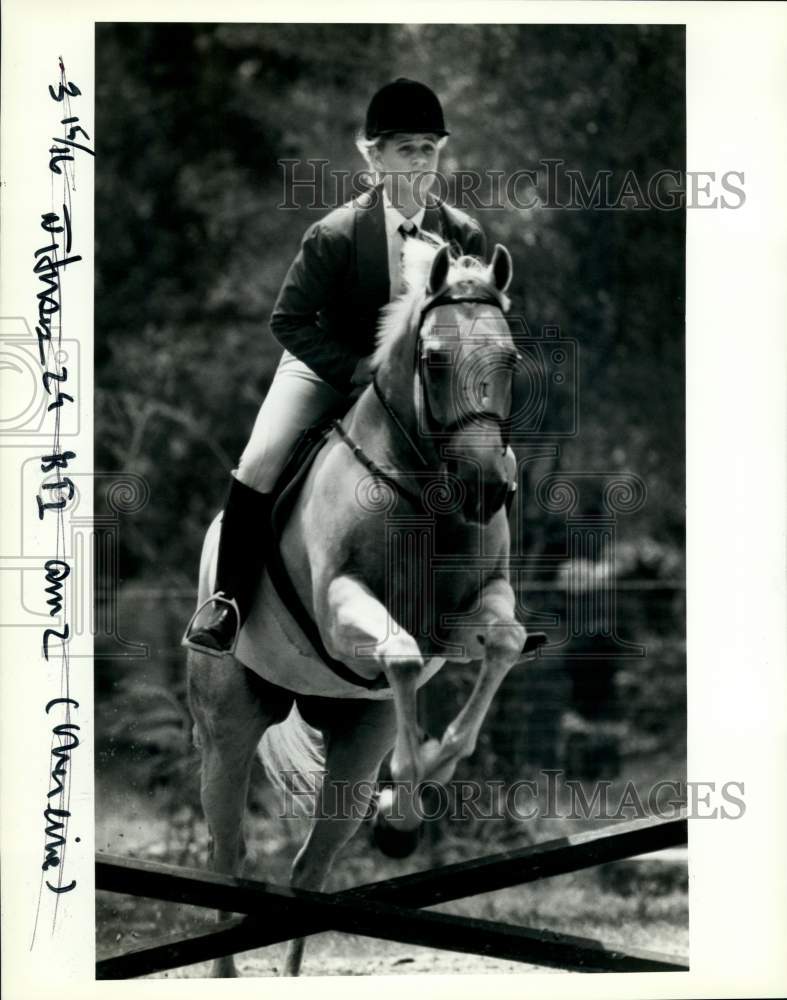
(372, 133, 442, 205)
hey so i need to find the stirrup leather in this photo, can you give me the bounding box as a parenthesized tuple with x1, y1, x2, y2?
(181, 592, 241, 658)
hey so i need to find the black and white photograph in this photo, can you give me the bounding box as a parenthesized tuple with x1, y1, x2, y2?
(92, 20, 692, 979)
(1, 3, 786, 998)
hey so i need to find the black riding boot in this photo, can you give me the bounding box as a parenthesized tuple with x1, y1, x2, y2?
(185, 477, 273, 654)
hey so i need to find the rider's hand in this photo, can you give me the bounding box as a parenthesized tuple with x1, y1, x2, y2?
(351, 355, 374, 388)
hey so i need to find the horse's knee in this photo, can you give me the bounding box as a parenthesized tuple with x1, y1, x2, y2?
(383, 656, 423, 691)
(484, 622, 526, 668)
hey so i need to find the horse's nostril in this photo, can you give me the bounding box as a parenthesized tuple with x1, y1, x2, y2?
(481, 482, 508, 520)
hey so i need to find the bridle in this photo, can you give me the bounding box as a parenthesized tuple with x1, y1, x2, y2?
(415, 279, 517, 447)
(336, 277, 517, 506)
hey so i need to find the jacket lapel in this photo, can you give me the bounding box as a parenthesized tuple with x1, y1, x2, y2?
(354, 185, 389, 310)
(422, 199, 445, 240)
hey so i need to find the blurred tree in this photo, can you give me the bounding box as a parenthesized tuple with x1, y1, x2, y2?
(94, 21, 686, 799)
(96, 22, 684, 585)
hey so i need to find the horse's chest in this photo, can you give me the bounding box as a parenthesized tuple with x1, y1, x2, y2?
(365, 517, 496, 644)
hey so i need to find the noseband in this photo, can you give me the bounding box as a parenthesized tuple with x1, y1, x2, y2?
(415, 280, 516, 445)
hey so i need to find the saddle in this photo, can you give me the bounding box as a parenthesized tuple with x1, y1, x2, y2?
(265, 415, 390, 691)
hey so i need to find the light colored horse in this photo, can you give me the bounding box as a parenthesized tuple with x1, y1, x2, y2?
(186, 237, 536, 977)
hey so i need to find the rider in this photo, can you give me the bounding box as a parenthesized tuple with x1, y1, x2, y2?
(184, 78, 488, 655)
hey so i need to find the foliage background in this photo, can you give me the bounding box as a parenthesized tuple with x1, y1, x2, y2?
(94, 22, 686, 919)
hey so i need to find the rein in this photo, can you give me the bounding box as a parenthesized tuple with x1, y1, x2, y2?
(331, 414, 425, 508)
(372, 375, 429, 468)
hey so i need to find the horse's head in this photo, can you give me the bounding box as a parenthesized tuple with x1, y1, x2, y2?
(373, 237, 518, 524)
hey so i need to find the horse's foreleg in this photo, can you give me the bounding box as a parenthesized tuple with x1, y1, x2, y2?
(422, 577, 527, 784)
(321, 576, 425, 823)
(187, 652, 274, 978)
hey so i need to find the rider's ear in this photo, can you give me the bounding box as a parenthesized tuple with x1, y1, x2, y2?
(427, 245, 451, 294)
(488, 244, 513, 293)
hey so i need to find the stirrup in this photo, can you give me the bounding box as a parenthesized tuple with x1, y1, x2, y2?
(181, 592, 241, 658)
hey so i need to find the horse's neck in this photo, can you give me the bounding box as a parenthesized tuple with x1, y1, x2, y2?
(346, 380, 433, 488)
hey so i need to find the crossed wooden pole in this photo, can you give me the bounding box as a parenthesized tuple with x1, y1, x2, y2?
(96, 813, 689, 978)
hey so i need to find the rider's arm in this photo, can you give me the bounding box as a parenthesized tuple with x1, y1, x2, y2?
(270, 221, 360, 395)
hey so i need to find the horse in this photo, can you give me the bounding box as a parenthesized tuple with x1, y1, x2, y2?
(185, 236, 539, 977)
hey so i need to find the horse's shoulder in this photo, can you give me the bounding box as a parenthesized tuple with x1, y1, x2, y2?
(300, 436, 386, 553)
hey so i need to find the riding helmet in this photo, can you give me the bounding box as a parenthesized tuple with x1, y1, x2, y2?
(364, 78, 450, 139)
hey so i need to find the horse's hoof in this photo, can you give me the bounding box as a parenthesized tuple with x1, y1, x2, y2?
(371, 810, 422, 858)
(212, 961, 238, 978)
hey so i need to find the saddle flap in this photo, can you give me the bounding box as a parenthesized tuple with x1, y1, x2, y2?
(266, 417, 390, 692)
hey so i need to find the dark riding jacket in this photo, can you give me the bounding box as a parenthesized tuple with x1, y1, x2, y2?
(270, 184, 486, 394)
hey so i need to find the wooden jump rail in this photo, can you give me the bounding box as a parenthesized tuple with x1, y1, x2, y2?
(96, 813, 689, 979)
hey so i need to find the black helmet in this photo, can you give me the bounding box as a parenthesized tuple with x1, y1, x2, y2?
(364, 78, 449, 139)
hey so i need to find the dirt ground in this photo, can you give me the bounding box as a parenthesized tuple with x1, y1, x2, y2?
(148, 935, 560, 978)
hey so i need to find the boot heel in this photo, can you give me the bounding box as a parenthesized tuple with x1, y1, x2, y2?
(182, 593, 241, 657)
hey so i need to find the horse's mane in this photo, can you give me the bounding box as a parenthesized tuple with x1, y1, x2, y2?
(371, 237, 505, 373)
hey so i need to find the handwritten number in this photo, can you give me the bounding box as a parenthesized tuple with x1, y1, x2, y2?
(62, 119, 91, 143)
(48, 81, 81, 102)
(38, 67, 85, 909)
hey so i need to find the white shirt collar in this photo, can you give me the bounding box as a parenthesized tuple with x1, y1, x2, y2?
(382, 187, 426, 239)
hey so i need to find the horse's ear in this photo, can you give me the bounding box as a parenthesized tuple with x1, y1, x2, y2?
(427, 244, 451, 294)
(488, 244, 513, 293)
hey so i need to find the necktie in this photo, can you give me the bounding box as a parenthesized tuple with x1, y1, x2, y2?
(394, 220, 418, 297)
